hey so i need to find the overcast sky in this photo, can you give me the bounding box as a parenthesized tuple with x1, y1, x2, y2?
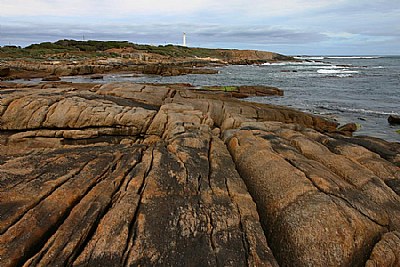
(0, 0, 399, 55)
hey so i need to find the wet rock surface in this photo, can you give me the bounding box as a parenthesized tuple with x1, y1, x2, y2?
(388, 114, 400, 125)
(0, 82, 399, 266)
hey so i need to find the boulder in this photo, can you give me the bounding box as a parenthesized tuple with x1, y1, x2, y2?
(337, 122, 359, 136)
(366, 231, 400, 266)
(225, 128, 399, 266)
(338, 122, 358, 132)
(388, 114, 400, 125)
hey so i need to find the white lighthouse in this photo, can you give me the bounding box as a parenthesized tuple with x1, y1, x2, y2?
(183, 32, 187, 46)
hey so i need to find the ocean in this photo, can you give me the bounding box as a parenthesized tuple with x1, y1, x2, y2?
(64, 56, 400, 142)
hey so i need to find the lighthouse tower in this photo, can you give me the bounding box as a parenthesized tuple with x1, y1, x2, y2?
(183, 32, 187, 46)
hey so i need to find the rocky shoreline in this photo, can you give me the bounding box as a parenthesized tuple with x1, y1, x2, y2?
(0, 41, 295, 81)
(0, 80, 399, 266)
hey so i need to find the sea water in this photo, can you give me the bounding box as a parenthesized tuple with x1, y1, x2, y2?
(62, 56, 400, 142)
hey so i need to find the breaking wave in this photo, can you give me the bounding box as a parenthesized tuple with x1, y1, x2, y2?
(318, 105, 399, 116)
(325, 56, 380, 59)
(261, 61, 326, 66)
(317, 69, 359, 74)
(294, 56, 380, 60)
(294, 56, 325, 60)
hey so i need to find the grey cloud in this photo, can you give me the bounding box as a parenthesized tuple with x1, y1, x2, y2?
(279, 0, 400, 41)
(2, 21, 398, 55)
(186, 25, 327, 44)
(0, 22, 328, 47)
(309, 0, 400, 17)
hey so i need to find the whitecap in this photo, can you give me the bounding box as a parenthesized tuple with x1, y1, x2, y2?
(318, 105, 399, 116)
(317, 69, 359, 74)
(326, 56, 380, 59)
(262, 61, 327, 66)
(343, 108, 399, 116)
(335, 74, 353, 78)
(262, 62, 295, 66)
(315, 65, 343, 69)
(294, 56, 325, 60)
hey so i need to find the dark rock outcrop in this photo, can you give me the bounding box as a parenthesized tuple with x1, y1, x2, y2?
(0, 67, 10, 77)
(0, 81, 399, 266)
(388, 114, 400, 125)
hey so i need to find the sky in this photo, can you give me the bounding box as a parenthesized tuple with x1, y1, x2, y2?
(0, 0, 399, 55)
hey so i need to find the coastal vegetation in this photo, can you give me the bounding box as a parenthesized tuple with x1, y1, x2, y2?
(0, 40, 221, 59)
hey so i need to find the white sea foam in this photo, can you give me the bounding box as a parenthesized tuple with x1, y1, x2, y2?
(316, 65, 343, 69)
(317, 69, 359, 74)
(326, 56, 380, 59)
(335, 74, 354, 78)
(262, 62, 298, 66)
(294, 56, 325, 60)
(347, 108, 400, 116)
(262, 61, 326, 66)
(319, 105, 399, 116)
